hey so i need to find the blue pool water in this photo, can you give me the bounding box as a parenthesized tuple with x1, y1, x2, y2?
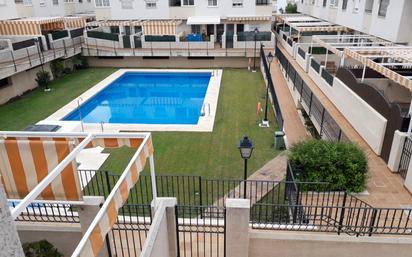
(64, 72, 212, 124)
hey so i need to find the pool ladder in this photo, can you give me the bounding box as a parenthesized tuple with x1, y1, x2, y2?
(201, 102, 211, 117)
(77, 97, 84, 132)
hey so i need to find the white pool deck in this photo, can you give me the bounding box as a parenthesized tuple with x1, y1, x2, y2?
(45, 69, 223, 132)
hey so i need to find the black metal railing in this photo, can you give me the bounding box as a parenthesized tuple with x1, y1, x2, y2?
(260, 44, 284, 130)
(256, 0, 270, 5)
(10, 201, 80, 223)
(175, 205, 226, 257)
(398, 136, 412, 179)
(276, 44, 348, 142)
(107, 204, 152, 257)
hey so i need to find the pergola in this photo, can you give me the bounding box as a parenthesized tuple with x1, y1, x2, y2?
(275, 14, 348, 41)
(310, 34, 412, 90)
(0, 17, 65, 36)
(86, 19, 182, 35)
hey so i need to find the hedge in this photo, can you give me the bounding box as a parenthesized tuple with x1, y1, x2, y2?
(288, 139, 368, 193)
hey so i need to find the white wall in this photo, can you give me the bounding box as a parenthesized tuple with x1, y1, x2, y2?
(100, 0, 272, 20)
(297, 0, 411, 44)
(307, 60, 387, 154)
(0, 0, 19, 19)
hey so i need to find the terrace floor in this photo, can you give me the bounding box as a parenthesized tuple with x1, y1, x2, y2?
(269, 45, 412, 208)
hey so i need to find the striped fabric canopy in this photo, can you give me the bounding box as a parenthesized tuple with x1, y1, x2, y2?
(74, 134, 153, 257)
(87, 20, 143, 27)
(142, 20, 181, 35)
(0, 137, 81, 201)
(226, 15, 272, 22)
(0, 17, 64, 36)
(64, 17, 87, 29)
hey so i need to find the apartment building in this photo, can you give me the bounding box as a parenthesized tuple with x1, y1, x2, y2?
(0, 0, 94, 19)
(296, 0, 412, 44)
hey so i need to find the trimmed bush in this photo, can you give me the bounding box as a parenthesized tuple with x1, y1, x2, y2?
(35, 70, 51, 89)
(23, 240, 63, 257)
(288, 139, 368, 192)
(285, 3, 297, 13)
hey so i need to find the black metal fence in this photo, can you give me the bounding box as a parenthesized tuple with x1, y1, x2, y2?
(398, 136, 412, 179)
(276, 44, 349, 142)
(107, 204, 152, 257)
(10, 201, 80, 223)
(260, 44, 284, 130)
(175, 205, 226, 257)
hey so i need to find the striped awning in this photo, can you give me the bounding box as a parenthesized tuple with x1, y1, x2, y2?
(294, 25, 348, 33)
(142, 20, 181, 35)
(226, 15, 272, 22)
(0, 17, 64, 36)
(64, 17, 86, 29)
(0, 137, 82, 201)
(87, 20, 143, 27)
(73, 134, 154, 257)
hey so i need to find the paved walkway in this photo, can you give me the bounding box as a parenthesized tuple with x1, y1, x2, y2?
(273, 45, 412, 208)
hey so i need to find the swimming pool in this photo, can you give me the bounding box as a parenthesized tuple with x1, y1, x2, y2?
(64, 72, 212, 125)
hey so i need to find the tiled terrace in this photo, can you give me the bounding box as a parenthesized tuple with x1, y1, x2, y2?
(268, 44, 412, 208)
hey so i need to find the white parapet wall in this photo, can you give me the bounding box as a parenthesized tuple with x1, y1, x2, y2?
(307, 58, 387, 155)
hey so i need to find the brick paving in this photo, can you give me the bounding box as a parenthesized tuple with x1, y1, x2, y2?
(270, 45, 412, 208)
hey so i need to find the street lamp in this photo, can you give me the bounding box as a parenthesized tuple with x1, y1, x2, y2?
(237, 135, 254, 199)
(260, 52, 274, 128)
(252, 27, 259, 72)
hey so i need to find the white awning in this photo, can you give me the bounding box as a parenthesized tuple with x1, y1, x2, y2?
(187, 16, 220, 25)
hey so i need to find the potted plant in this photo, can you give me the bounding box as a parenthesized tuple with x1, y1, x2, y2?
(35, 70, 51, 92)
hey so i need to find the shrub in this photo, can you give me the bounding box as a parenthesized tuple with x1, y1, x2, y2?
(285, 3, 298, 13)
(288, 139, 368, 192)
(50, 59, 64, 78)
(23, 240, 63, 257)
(35, 70, 51, 89)
(73, 55, 89, 70)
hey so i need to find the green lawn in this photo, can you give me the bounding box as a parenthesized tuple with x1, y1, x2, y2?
(0, 68, 279, 179)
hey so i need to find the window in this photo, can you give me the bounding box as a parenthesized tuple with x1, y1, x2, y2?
(208, 0, 217, 7)
(342, 0, 347, 9)
(52, 0, 58, 5)
(146, 1, 156, 8)
(23, 0, 32, 5)
(191, 25, 201, 34)
(232, 0, 242, 7)
(352, 0, 359, 12)
(365, 0, 373, 13)
(0, 0, 6, 6)
(121, 0, 133, 9)
(182, 0, 193, 6)
(256, 0, 270, 5)
(322, 0, 327, 7)
(95, 0, 109, 7)
(15, 0, 24, 4)
(330, 0, 339, 8)
(378, 0, 389, 17)
(0, 78, 11, 89)
(169, 0, 180, 6)
(39, 0, 45, 6)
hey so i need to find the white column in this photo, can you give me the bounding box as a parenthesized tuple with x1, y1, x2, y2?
(225, 199, 250, 257)
(149, 154, 157, 199)
(387, 131, 407, 172)
(0, 186, 25, 257)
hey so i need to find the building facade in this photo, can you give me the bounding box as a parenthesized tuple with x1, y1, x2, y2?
(296, 0, 412, 44)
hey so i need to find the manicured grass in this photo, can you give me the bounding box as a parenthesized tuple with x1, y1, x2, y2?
(0, 68, 117, 131)
(101, 69, 280, 179)
(0, 68, 280, 179)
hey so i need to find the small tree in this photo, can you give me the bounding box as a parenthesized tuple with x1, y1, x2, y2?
(288, 139, 368, 192)
(23, 240, 63, 257)
(50, 59, 64, 79)
(35, 70, 51, 91)
(285, 3, 298, 13)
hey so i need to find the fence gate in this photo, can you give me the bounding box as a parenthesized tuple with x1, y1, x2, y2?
(398, 136, 412, 179)
(175, 205, 226, 257)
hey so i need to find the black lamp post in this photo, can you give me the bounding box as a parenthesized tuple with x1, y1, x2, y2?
(252, 27, 259, 72)
(262, 52, 274, 127)
(34, 38, 50, 92)
(237, 135, 254, 199)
